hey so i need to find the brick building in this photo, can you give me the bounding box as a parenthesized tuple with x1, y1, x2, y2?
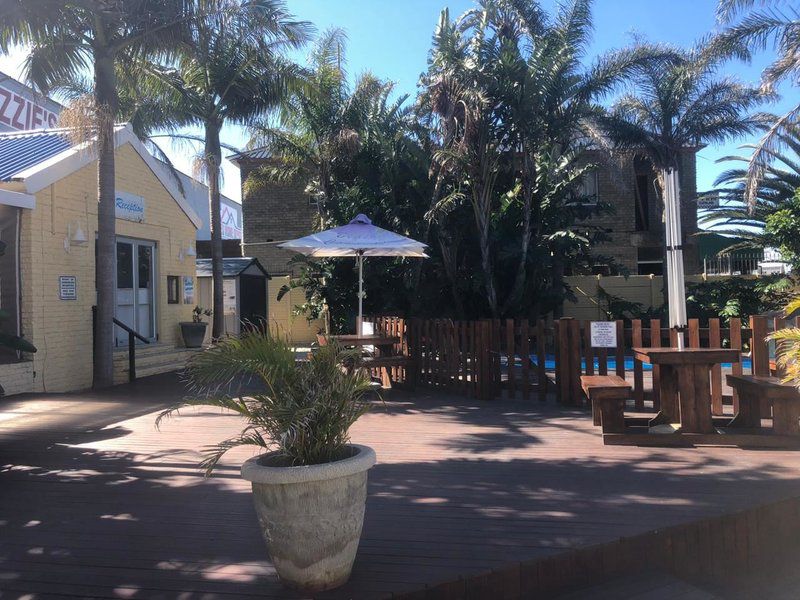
(574, 148, 700, 275)
(0, 124, 201, 394)
(232, 147, 701, 278)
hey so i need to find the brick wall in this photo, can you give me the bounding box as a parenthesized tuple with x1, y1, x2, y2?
(15, 142, 197, 393)
(238, 160, 317, 275)
(576, 149, 700, 274)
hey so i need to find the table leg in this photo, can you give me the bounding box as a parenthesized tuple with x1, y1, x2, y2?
(728, 388, 762, 429)
(677, 364, 715, 434)
(649, 364, 679, 427)
(772, 398, 800, 435)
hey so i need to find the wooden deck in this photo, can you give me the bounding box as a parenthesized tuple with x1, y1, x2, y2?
(2, 373, 800, 599)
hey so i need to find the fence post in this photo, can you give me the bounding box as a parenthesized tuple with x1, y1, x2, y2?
(506, 319, 516, 399)
(536, 320, 545, 402)
(632, 319, 644, 410)
(582, 321, 594, 376)
(615, 319, 625, 380)
(557, 319, 571, 404)
(568, 318, 582, 406)
(751, 315, 771, 417)
(650, 318, 661, 411)
(729, 317, 743, 414)
(709, 318, 723, 415)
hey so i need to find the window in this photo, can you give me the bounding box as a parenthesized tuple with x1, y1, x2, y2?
(637, 247, 663, 275)
(568, 172, 598, 205)
(167, 276, 180, 304)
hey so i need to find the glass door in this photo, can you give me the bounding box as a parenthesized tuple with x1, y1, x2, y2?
(115, 238, 156, 346)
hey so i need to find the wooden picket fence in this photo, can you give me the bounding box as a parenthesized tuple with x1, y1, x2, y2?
(365, 314, 779, 407)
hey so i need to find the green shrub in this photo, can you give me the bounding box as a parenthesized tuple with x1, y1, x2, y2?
(157, 331, 374, 475)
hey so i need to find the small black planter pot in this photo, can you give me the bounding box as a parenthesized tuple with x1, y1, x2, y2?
(180, 322, 208, 348)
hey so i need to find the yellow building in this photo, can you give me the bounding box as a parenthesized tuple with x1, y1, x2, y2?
(0, 124, 202, 394)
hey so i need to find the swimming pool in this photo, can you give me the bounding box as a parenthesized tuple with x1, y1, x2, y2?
(521, 354, 752, 372)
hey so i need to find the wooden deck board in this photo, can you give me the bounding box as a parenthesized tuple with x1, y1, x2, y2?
(2, 373, 800, 599)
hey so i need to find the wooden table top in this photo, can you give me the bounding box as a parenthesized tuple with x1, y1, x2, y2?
(329, 334, 400, 346)
(633, 347, 741, 366)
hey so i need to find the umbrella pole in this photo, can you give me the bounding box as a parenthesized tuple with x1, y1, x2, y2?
(357, 253, 364, 336)
(663, 168, 687, 350)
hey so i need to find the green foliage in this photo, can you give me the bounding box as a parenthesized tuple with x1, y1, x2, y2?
(764, 190, 800, 271)
(769, 297, 800, 388)
(685, 275, 793, 323)
(157, 331, 374, 475)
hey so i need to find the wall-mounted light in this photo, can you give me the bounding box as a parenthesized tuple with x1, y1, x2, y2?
(64, 222, 88, 253)
(186, 243, 196, 257)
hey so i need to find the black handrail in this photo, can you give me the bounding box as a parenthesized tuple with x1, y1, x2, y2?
(113, 318, 150, 382)
(92, 306, 150, 383)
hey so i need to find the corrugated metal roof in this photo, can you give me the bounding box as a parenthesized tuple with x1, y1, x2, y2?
(0, 129, 72, 181)
(196, 257, 269, 278)
(228, 146, 271, 163)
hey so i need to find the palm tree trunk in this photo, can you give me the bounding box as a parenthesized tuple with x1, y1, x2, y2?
(93, 48, 118, 388)
(206, 120, 225, 340)
(501, 154, 535, 316)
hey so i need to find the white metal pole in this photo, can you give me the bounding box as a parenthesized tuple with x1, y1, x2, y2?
(357, 253, 364, 336)
(663, 168, 687, 349)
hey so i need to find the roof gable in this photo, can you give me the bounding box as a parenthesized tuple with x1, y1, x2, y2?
(0, 124, 202, 229)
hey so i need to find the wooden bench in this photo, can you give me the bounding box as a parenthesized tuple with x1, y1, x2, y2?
(727, 374, 800, 435)
(580, 375, 631, 434)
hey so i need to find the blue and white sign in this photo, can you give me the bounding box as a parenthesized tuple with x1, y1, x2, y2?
(115, 191, 145, 223)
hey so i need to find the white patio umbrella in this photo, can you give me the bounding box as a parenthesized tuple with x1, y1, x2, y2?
(278, 214, 428, 335)
(663, 168, 687, 349)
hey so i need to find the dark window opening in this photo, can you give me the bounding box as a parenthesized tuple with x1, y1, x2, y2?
(116, 242, 133, 289)
(637, 247, 663, 275)
(167, 276, 180, 304)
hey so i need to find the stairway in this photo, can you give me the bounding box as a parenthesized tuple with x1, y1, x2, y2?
(112, 343, 202, 385)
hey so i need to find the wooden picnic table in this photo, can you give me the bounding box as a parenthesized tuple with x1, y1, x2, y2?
(633, 347, 740, 434)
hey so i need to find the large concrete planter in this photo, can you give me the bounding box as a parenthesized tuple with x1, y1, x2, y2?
(240, 444, 376, 592)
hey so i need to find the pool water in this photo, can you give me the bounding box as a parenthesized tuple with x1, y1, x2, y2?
(520, 354, 752, 372)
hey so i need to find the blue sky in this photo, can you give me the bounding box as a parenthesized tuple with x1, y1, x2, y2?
(0, 0, 791, 203)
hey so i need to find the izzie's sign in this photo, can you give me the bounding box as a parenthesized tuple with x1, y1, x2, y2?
(115, 191, 145, 222)
(0, 85, 59, 130)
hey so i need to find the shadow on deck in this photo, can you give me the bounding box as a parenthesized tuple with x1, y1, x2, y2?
(1, 374, 800, 599)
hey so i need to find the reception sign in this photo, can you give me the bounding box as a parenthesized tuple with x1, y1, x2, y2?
(115, 191, 145, 222)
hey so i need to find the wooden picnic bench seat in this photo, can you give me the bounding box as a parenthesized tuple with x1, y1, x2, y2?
(580, 375, 631, 434)
(727, 374, 800, 435)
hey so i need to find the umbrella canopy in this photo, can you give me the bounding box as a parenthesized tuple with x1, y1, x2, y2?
(278, 214, 428, 258)
(663, 168, 687, 349)
(278, 214, 427, 334)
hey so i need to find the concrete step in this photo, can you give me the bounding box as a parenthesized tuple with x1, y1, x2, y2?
(112, 344, 202, 385)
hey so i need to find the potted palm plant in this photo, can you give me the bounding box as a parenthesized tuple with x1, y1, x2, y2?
(157, 331, 376, 592)
(180, 306, 211, 348)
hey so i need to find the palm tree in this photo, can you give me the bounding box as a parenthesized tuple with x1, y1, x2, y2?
(598, 39, 766, 282)
(133, 0, 310, 339)
(419, 0, 658, 316)
(0, 1, 195, 386)
(245, 29, 392, 227)
(701, 125, 800, 249)
(716, 0, 800, 206)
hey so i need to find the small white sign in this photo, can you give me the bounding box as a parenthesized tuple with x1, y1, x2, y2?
(59, 275, 77, 300)
(183, 276, 195, 304)
(115, 191, 145, 222)
(590, 321, 617, 348)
